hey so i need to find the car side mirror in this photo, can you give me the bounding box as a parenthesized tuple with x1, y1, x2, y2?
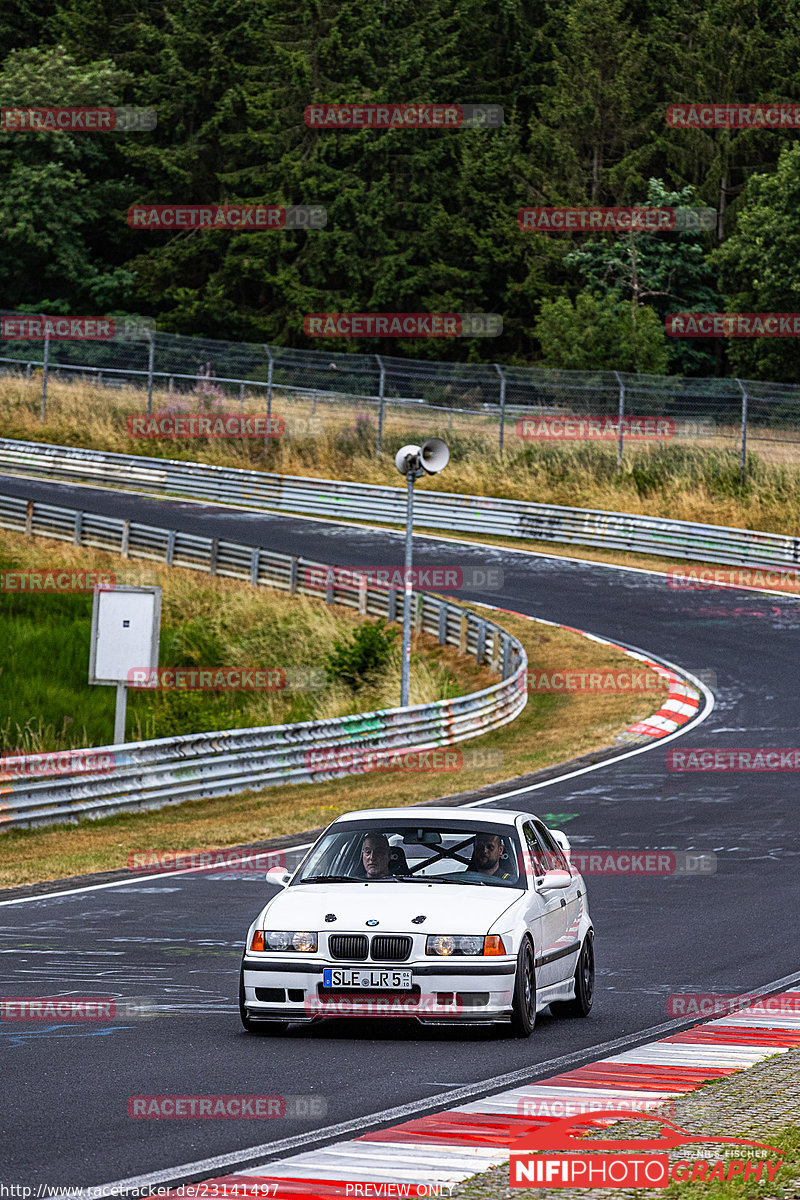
(539, 868, 572, 890)
(266, 866, 291, 887)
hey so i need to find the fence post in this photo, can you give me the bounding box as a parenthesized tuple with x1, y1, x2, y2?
(494, 363, 507, 452)
(145, 332, 155, 415)
(613, 370, 625, 466)
(239, 382, 245, 410)
(736, 378, 748, 483)
(40, 330, 50, 421)
(264, 344, 274, 447)
(375, 354, 386, 456)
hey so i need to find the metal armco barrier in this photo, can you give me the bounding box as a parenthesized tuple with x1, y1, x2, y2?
(0, 493, 527, 830)
(0, 436, 798, 569)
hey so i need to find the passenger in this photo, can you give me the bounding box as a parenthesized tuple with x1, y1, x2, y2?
(465, 832, 514, 880)
(361, 832, 393, 879)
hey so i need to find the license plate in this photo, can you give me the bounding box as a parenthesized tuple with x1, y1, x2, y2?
(323, 968, 412, 989)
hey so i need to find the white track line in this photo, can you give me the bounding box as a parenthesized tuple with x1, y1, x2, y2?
(0, 844, 314, 907)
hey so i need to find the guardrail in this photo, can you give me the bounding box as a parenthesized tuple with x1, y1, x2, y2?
(1, 436, 798, 570)
(0, 493, 527, 830)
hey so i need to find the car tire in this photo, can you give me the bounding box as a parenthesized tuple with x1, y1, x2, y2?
(238, 967, 289, 1035)
(550, 932, 594, 1018)
(510, 938, 536, 1038)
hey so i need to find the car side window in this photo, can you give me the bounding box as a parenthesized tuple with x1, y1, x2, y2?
(533, 820, 569, 872)
(523, 822, 549, 877)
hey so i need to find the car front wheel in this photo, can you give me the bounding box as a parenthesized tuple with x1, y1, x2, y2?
(510, 938, 536, 1037)
(550, 932, 594, 1018)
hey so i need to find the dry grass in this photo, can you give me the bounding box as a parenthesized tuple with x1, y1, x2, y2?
(0, 603, 665, 889)
(3, 373, 800, 537)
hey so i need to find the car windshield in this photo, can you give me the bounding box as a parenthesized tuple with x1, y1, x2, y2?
(293, 823, 525, 888)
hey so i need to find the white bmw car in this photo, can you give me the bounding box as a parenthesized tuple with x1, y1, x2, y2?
(239, 806, 594, 1037)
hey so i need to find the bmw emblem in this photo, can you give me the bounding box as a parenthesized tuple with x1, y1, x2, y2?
(365, 919, 379, 926)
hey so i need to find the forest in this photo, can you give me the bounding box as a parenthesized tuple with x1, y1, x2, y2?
(2, 0, 800, 379)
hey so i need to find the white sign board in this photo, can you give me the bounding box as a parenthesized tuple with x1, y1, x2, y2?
(89, 586, 161, 685)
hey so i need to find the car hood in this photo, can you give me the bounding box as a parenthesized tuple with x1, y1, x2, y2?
(262, 881, 522, 933)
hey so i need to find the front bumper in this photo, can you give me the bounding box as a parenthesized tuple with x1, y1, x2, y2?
(241, 955, 517, 1023)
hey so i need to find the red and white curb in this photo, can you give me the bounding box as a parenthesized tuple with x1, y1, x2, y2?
(550, 623, 702, 742)
(487, 608, 705, 744)
(165, 992, 800, 1197)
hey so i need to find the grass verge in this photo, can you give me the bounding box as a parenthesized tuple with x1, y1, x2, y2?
(0, 598, 664, 887)
(0, 528, 482, 752)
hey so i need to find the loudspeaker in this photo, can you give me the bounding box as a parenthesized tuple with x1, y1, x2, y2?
(394, 444, 421, 474)
(420, 437, 450, 474)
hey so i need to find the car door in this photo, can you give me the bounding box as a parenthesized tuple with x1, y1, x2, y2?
(522, 821, 573, 988)
(533, 819, 582, 984)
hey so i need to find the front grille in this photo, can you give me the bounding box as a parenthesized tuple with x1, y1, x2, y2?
(328, 934, 368, 960)
(371, 935, 412, 961)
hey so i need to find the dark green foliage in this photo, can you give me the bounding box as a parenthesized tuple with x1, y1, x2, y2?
(324, 619, 398, 691)
(2, 0, 800, 377)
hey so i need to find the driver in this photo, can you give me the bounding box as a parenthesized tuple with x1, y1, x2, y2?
(465, 832, 514, 880)
(361, 832, 393, 879)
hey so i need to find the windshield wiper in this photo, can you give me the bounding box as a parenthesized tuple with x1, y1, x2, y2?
(408, 876, 486, 885)
(298, 874, 358, 884)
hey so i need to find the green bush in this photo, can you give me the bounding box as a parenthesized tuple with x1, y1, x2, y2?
(324, 619, 398, 691)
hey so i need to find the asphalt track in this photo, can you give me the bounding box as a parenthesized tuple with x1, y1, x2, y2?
(1, 474, 799, 1189)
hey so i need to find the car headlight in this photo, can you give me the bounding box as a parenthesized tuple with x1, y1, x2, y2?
(251, 931, 318, 952)
(426, 935, 505, 956)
